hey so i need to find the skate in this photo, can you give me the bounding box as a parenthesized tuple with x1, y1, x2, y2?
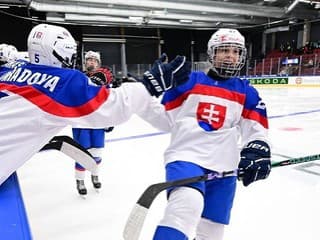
(91, 175, 101, 190)
(76, 179, 87, 196)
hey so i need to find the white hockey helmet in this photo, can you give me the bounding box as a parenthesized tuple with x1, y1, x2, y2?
(207, 28, 247, 78)
(85, 51, 101, 63)
(27, 24, 77, 68)
(0, 43, 18, 62)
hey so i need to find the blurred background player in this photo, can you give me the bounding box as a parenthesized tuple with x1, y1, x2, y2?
(152, 28, 271, 240)
(0, 43, 29, 64)
(0, 43, 18, 64)
(72, 50, 114, 196)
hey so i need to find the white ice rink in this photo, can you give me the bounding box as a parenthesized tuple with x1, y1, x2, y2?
(18, 86, 320, 240)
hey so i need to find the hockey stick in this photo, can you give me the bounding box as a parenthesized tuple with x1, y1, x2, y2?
(271, 153, 320, 168)
(123, 153, 320, 240)
(123, 170, 237, 240)
(40, 135, 98, 173)
(272, 152, 292, 158)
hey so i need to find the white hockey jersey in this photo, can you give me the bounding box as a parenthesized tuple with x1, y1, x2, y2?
(0, 61, 170, 185)
(161, 71, 269, 172)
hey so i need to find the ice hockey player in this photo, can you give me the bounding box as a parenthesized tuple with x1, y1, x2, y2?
(0, 43, 18, 64)
(72, 50, 114, 196)
(0, 23, 191, 187)
(151, 28, 271, 240)
(0, 43, 29, 64)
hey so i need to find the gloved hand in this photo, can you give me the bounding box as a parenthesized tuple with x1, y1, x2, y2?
(141, 53, 191, 97)
(104, 126, 114, 132)
(122, 73, 137, 83)
(238, 140, 271, 187)
(112, 75, 138, 88)
(111, 78, 122, 88)
(172, 60, 191, 87)
(89, 68, 113, 86)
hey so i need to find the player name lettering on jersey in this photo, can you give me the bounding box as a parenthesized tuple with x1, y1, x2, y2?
(0, 67, 60, 92)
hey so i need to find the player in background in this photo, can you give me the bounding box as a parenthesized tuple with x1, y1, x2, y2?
(0, 43, 30, 64)
(0, 43, 18, 64)
(0, 23, 191, 187)
(72, 50, 114, 195)
(152, 28, 271, 240)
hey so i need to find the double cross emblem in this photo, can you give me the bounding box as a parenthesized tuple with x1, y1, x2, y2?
(197, 102, 226, 130)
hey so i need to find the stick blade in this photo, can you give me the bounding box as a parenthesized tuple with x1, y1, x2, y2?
(123, 204, 148, 240)
(60, 141, 97, 172)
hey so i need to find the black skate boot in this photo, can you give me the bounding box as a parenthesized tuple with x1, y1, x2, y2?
(91, 175, 101, 189)
(76, 179, 87, 196)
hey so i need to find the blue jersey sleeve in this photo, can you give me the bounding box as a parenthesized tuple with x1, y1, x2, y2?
(0, 62, 109, 117)
(242, 79, 268, 128)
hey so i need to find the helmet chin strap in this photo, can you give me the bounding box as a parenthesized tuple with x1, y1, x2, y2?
(52, 50, 74, 68)
(208, 68, 226, 80)
(209, 66, 238, 79)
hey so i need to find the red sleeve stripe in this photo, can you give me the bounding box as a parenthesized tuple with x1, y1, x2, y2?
(0, 83, 109, 117)
(164, 90, 190, 111)
(165, 84, 246, 111)
(242, 109, 269, 129)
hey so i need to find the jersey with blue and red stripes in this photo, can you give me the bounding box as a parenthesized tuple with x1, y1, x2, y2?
(161, 71, 269, 172)
(0, 60, 170, 185)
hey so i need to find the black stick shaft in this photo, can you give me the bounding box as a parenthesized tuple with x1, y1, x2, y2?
(271, 153, 320, 167)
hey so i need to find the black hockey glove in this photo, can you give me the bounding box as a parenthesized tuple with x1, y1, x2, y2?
(141, 53, 191, 97)
(111, 78, 122, 88)
(122, 74, 137, 83)
(111, 74, 138, 88)
(89, 68, 113, 86)
(238, 140, 271, 187)
(90, 71, 107, 86)
(104, 126, 114, 132)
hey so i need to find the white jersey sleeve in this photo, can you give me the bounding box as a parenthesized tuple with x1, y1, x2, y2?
(65, 82, 172, 131)
(0, 62, 170, 185)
